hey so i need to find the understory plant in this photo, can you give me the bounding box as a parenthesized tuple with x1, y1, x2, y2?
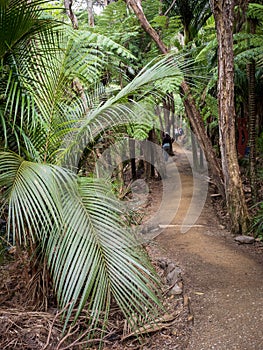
(0, 0, 184, 342)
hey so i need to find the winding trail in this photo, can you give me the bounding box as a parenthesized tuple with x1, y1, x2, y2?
(153, 143, 263, 350)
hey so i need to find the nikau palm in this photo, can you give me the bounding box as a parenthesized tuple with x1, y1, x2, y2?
(0, 0, 184, 339)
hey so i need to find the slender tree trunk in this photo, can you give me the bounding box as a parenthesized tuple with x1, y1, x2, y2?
(191, 131, 199, 171)
(211, 0, 249, 233)
(163, 97, 170, 132)
(137, 142, 145, 177)
(129, 138, 137, 179)
(151, 128, 166, 179)
(180, 81, 224, 191)
(86, 0, 95, 27)
(144, 140, 152, 180)
(199, 146, 204, 170)
(169, 93, 175, 138)
(159, 0, 163, 16)
(146, 129, 155, 179)
(125, 0, 225, 196)
(156, 105, 164, 132)
(64, 0, 78, 29)
(126, 0, 169, 54)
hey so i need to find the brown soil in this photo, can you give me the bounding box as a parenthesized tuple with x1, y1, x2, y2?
(143, 143, 263, 350)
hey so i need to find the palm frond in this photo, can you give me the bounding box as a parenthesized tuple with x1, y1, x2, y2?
(247, 3, 263, 24)
(0, 151, 75, 244)
(0, 151, 162, 336)
(48, 177, 161, 330)
(55, 53, 184, 169)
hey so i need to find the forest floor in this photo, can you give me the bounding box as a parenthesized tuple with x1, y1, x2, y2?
(1, 142, 263, 350)
(130, 142, 263, 350)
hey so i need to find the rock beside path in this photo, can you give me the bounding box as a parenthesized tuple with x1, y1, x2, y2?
(234, 235, 255, 244)
(157, 258, 183, 296)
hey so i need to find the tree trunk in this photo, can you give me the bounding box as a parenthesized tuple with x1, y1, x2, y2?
(199, 145, 204, 170)
(126, 0, 169, 54)
(191, 131, 199, 171)
(169, 93, 175, 138)
(248, 59, 257, 201)
(146, 129, 156, 179)
(129, 138, 137, 179)
(86, 0, 95, 27)
(180, 81, 224, 191)
(247, 19, 257, 202)
(211, 0, 249, 233)
(64, 0, 78, 29)
(163, 97, 170, 132)
(156, 105, 164, 132)
(125, 0, 225, 196)
(126, 0, 250, 233)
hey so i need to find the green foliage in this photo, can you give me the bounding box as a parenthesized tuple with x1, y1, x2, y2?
(247, 3, 263, 24)
(251, 201, 263, 239)
(234, 33, 263, 65)
(152, 15, 168, 29)
(201, 94, 218, 123)
(153, 73, 183, 93)
(234, 4, 263, 68)
(93, 0, 182, 67)
(0, 0, 189, 341)
(143, 0, 162, 19)
(173, 93, 185, 116)
(256, 132, 263, 154)
(127, 120, 153, 141)
(195, 37, 217, 63)
(0, 152, 162, 330)
(95, 1, 141, 49)
(162, 0, 212, 44)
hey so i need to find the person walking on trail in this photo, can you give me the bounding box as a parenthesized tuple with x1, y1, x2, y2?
(162, 132, 172, 162)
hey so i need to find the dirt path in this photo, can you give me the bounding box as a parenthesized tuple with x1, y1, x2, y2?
(151, 144, 263, 350)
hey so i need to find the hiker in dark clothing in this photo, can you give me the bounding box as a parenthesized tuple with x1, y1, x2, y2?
(162, 132, 172, 161)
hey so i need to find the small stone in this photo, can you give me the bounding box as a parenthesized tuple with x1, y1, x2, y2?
(167, 268, 181, 285)
(170, 283, 183, 295)
(234, 235, 255, 244)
